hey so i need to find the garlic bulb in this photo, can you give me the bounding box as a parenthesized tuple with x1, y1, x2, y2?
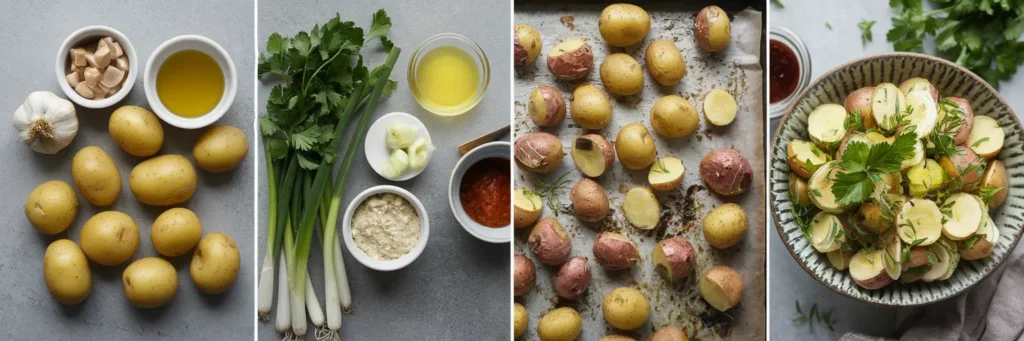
(13, 91, 78, 154)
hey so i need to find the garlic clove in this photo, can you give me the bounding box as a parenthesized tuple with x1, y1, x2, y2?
(115, 56, 129, 71)
(84, 52, 98, 68)
(69, 48, 88, 67)
(66, 72, 81, 88)
(100, 66, 124, 88)
(113, 42, 123, 58)
(84, 67, 101, 87)
(94, 44, 111, 69)
(89, 85, 106, 100)
(106, 83, 121, 96)
(74, 82, 94, 98)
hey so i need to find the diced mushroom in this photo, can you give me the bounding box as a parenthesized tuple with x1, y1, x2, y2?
(100, 66, 124, 88)
(85, 53, 98, 68)
(84, 67, 101, 87)
(115, 56, 129, 71)
(74, 82, 94, 98)
(69, 48, 88, 67)
(66, 72, 81, 88)
(74, 65, 85, 79)
(94, 44, 111, 69)
(112, 42, 123, 58)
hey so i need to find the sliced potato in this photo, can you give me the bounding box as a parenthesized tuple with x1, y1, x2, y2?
(967, 115, 1004, 159)
(854, 202, 891, 235)
(941, 193, 983, 240)
(623, 187, 660, 230)
(921, 243, 952, 282)
(827, 249, 853, 270)
(938, 97, 974, 145)
(547, 38, 594, 81)
(571, 134, 615, 177)
(902, 91, 938, 138)
(835, 131, 887, 160)
(900, 138, 925, 171)
(938, 146, 983, 188)
(699, 266, 743, 312)
(898, 77, 939, 102)
(900, 266, 929, 284)
(788, 173, 813, 207)
(514, 188, 543, 228)
(980, 160, 1008, 210)
(807, 161, 846, 213)
(807, 104, 848, 150)
(883, 232, 902, 280)
(872, 83, 907, 132)
(809, 212, 844, 253)
(786, 140, 829, 178)
(962, 214, 997, 260)
(648, 157, 685, 191)
(906, 159, 946, 198)
(703, 89, 737, 126)
(849, 249, 892, 289)
(844, 86, 877, 129)
(896, 198, 942, 246)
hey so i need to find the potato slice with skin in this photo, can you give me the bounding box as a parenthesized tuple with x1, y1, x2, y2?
(652, 237, 695, 284)
(941, 193, 983, 240)
(844, 86, 877, 129)
(980, 160, 1008, 210)
(623, 187, 660, 229)
(807, 104, 848, 150)
(827, 249, 853, 270)
(836, 131, 887, 160)
(809, 212, 844, 253)
(939, 146, 983, 188)
(922, 243, 952, 282)
(786, 140, 829, 178)
(963, 214, 997, 260)
(528, 85, 565, 127)
(703, 89, 737, 126)
(900, 138, 925, 171)
(883, 232, 902, 280)
(807, 161, 845, 213)
(906, 159, 945, 198)
(699, 266, 743, 312)
(513, 188, 542, 228)
(902, 91, 939, 139)
(900, 266, 929, 284)
(546, 38, 594, 81)
(788, 173, 813, 207)
(896, 198, 943, 246)
(850, 249, 892, 289)
(872, 83, 907, 132)
(899, 77, 939, 102)
(938, 97, 974, 145)
(968, 115, 1005, 159)
(649, 157, 684, 191)
(571, 134, 615, 177)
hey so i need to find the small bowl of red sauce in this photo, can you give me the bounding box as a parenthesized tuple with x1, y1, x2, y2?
(448, 141, 511, 243)
(769, 26, 811, 119)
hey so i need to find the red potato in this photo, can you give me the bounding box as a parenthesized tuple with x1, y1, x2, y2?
(905, 246, 929, 268)
(547, 38, 594, 81)
(699, 149, 753, 196)
(570, 134, 615, 177)
(528, 217, 572, 265)
(849, 249, 893, 290)
(592, 232, 640, 270)
(528, 85, 566, 127)
(844, 86, 877, 129)
(652, 237, 695, 284)
(651, 326, 688, 341)
(570, 178, 610, 222)
(962, 237, 995, 261)
(694, 6, 731, 53)
(939, 146, 982, 188)
(940, 97, 974, 146)
(513, 24, 542, 67)
(514, 132, 564, 173)
(980, 160, 1008, 210)
(514, 254, 536, 296)
(553, 256, 591, 300)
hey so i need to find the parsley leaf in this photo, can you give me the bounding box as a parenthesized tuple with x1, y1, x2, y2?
(858, 19, 876, 46)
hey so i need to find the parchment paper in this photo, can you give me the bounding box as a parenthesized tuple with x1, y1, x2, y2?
(513, 5, 765, 341)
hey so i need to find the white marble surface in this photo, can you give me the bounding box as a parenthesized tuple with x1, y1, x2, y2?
(769, 1, 1024, 340)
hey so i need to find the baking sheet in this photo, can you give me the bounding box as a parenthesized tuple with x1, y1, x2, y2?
(514, 4, 765, 340)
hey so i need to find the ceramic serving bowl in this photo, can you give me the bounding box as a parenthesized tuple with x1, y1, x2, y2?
(448, 141, 511, 243)
(144, 35, 237, 129)
(55, 25, 138, 108)
(342, 185, 430, 271)
(770, 52, 1024, 307)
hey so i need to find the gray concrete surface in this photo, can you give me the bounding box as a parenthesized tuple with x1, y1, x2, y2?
(0, 0, 255, 340)
(769, 1, 1024, 340)
(256, 0, 511, 340)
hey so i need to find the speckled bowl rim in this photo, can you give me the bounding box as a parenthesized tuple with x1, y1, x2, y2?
(770, 52, 1024, 307)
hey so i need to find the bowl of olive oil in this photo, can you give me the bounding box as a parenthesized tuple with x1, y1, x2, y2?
(144, 35, 237, 129)
(408, 33, 490, 116)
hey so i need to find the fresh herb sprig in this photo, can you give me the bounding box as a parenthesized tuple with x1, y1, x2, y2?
(858, 19, 876, 46)
(794, 300, 839, 331)
(831, 129, 918, 206)
(930, 99, 967, 159)
(534, 170, 575, 215)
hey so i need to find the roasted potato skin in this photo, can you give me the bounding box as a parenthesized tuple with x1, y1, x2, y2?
(654, 237, 696, 283)
(980, 160, 1008, 209)
(788, 173, 813, 207)
(602, 287, 650, 330)
(547, 39, 594, 81)
(570, 178, 610, 222)
(939, 146, 982, 188)
(513, 254, 536, 296)
(571, 134, 615, 177)
(694, 6, 731, 52)
(528, 85, 566, 127)
(528, 217, 572, 265)
(514, 24, 542, 66)
(552, 256, 591, 300)
(844, 87, 877, 129)
(699, 148, 753, 196)
(514, 132, 564, 173)
(703, 203, 748, 249)
(650, 95, 699, 138)
(592, 232, 639, 270)
(942, 97, 974, 146)
(537, 307, 582, 341)
(615, 123, 657, 170)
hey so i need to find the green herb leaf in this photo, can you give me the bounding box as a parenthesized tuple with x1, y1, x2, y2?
(859, 19, 876, 46)
(772, 0, 784, 8)
(971, 137, 991, 148)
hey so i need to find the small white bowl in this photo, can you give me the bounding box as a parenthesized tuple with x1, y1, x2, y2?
(364, 112, 432, 181)
(55, 25, 138, 108)
(144, 35, 237, 129)
(342, 185, 430, 271)
(448, 141, 511, 243)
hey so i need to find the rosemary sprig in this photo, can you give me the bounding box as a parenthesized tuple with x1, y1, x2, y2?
(794, 300, 839, 331)
(534, 170, 575, 216)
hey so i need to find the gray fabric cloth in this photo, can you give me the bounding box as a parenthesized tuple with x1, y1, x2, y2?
(840, 253, 1024, 341)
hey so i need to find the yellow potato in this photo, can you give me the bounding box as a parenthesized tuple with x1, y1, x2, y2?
(600, 53, 644, 96)
(615, 123, 656, 170)
(598, 3, 651, 47)
(193, 125, 249, 173)
(151, 208, 203, 257)
(650, 95, 699, 138)
(602, 287, 649, 330)
(43, 239, 91, 305)
(24, 180, 78, 235)
(190, 232, 241, 294)
(695, 6, 731, 52)
(699, 265, 744, 312)
(109, 105, 164, 157)
(129, 154, 197, 206)
(514, 302, 528, 339)
(645, 39, 686, 86)
(71, 146, 121, 207)
(570, 83, 613, 130)
(537, 307, 581, 341)
(122, 257, 178, 308)
(703, 203, 748, 249)
(80, 211, 139, 266)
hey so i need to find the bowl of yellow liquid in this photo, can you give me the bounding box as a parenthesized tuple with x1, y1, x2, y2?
(144, 35, 237, 129)
(408, 33, 490, 116)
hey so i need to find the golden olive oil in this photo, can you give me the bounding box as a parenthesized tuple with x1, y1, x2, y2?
(415, 46, 479, 113)
(156, 50, 224, 118)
